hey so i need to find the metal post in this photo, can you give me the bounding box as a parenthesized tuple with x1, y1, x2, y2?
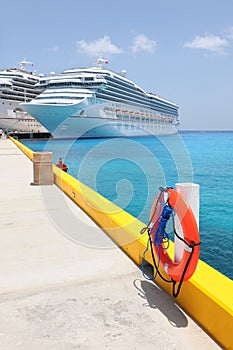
(174, 183, 200, 262)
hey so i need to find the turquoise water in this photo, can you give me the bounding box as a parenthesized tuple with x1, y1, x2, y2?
(23, 131, 233, 280)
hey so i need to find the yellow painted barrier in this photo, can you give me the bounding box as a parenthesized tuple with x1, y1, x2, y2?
(53, 166, 233, 350)
(11, 138, 233, 349)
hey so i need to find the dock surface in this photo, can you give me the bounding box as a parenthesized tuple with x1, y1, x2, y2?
(0, 138, 221, 349)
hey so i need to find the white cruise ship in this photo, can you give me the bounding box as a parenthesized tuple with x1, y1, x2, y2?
(0, 60, 48, 132)
(21, 59, 179, 139)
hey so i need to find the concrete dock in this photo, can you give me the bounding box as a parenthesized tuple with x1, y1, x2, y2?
(0, 138, 221, 349)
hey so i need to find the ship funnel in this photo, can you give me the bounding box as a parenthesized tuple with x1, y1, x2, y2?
(18, 60, 34, 70)
(96, 57, 109, 68)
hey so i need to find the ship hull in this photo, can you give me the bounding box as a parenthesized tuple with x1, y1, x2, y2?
(21, 99, 178, 139)
(44, 116, 177, 139)
(0, 100, 47, 132)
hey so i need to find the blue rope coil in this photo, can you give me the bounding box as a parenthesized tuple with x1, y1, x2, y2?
(141, 188, 174, 280)
(151, 204, 173, 248)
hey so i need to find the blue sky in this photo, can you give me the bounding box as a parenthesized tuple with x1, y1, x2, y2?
(1, 0, 233, 130)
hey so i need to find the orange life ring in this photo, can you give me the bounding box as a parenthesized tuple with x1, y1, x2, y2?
(150, 188, 200, 282)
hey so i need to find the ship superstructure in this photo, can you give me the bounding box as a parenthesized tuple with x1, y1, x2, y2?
(0, 60, 48, 132)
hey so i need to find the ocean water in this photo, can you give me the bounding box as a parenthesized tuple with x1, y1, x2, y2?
(23, 131, 233, 280)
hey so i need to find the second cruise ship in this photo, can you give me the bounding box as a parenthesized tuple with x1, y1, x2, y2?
(21, 59, 180, 139)
(0, 60, 48, 132)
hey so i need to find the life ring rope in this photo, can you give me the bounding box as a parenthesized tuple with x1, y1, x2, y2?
(140, 186, 201, 298)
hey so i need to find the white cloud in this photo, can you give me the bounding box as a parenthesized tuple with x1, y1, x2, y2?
(130, 34, 157, 54)
(76, 36, 122, 57)
(184, 34, 228, 55)
(225, 26, 233, 40)
(46, 46, 60, 52)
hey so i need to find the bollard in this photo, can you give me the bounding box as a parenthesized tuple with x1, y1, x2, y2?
(174, 183, 200, 262)
(32, 152, 53, 186)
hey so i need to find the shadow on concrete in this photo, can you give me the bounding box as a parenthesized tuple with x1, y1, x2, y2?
(133, 278, 188, 328)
